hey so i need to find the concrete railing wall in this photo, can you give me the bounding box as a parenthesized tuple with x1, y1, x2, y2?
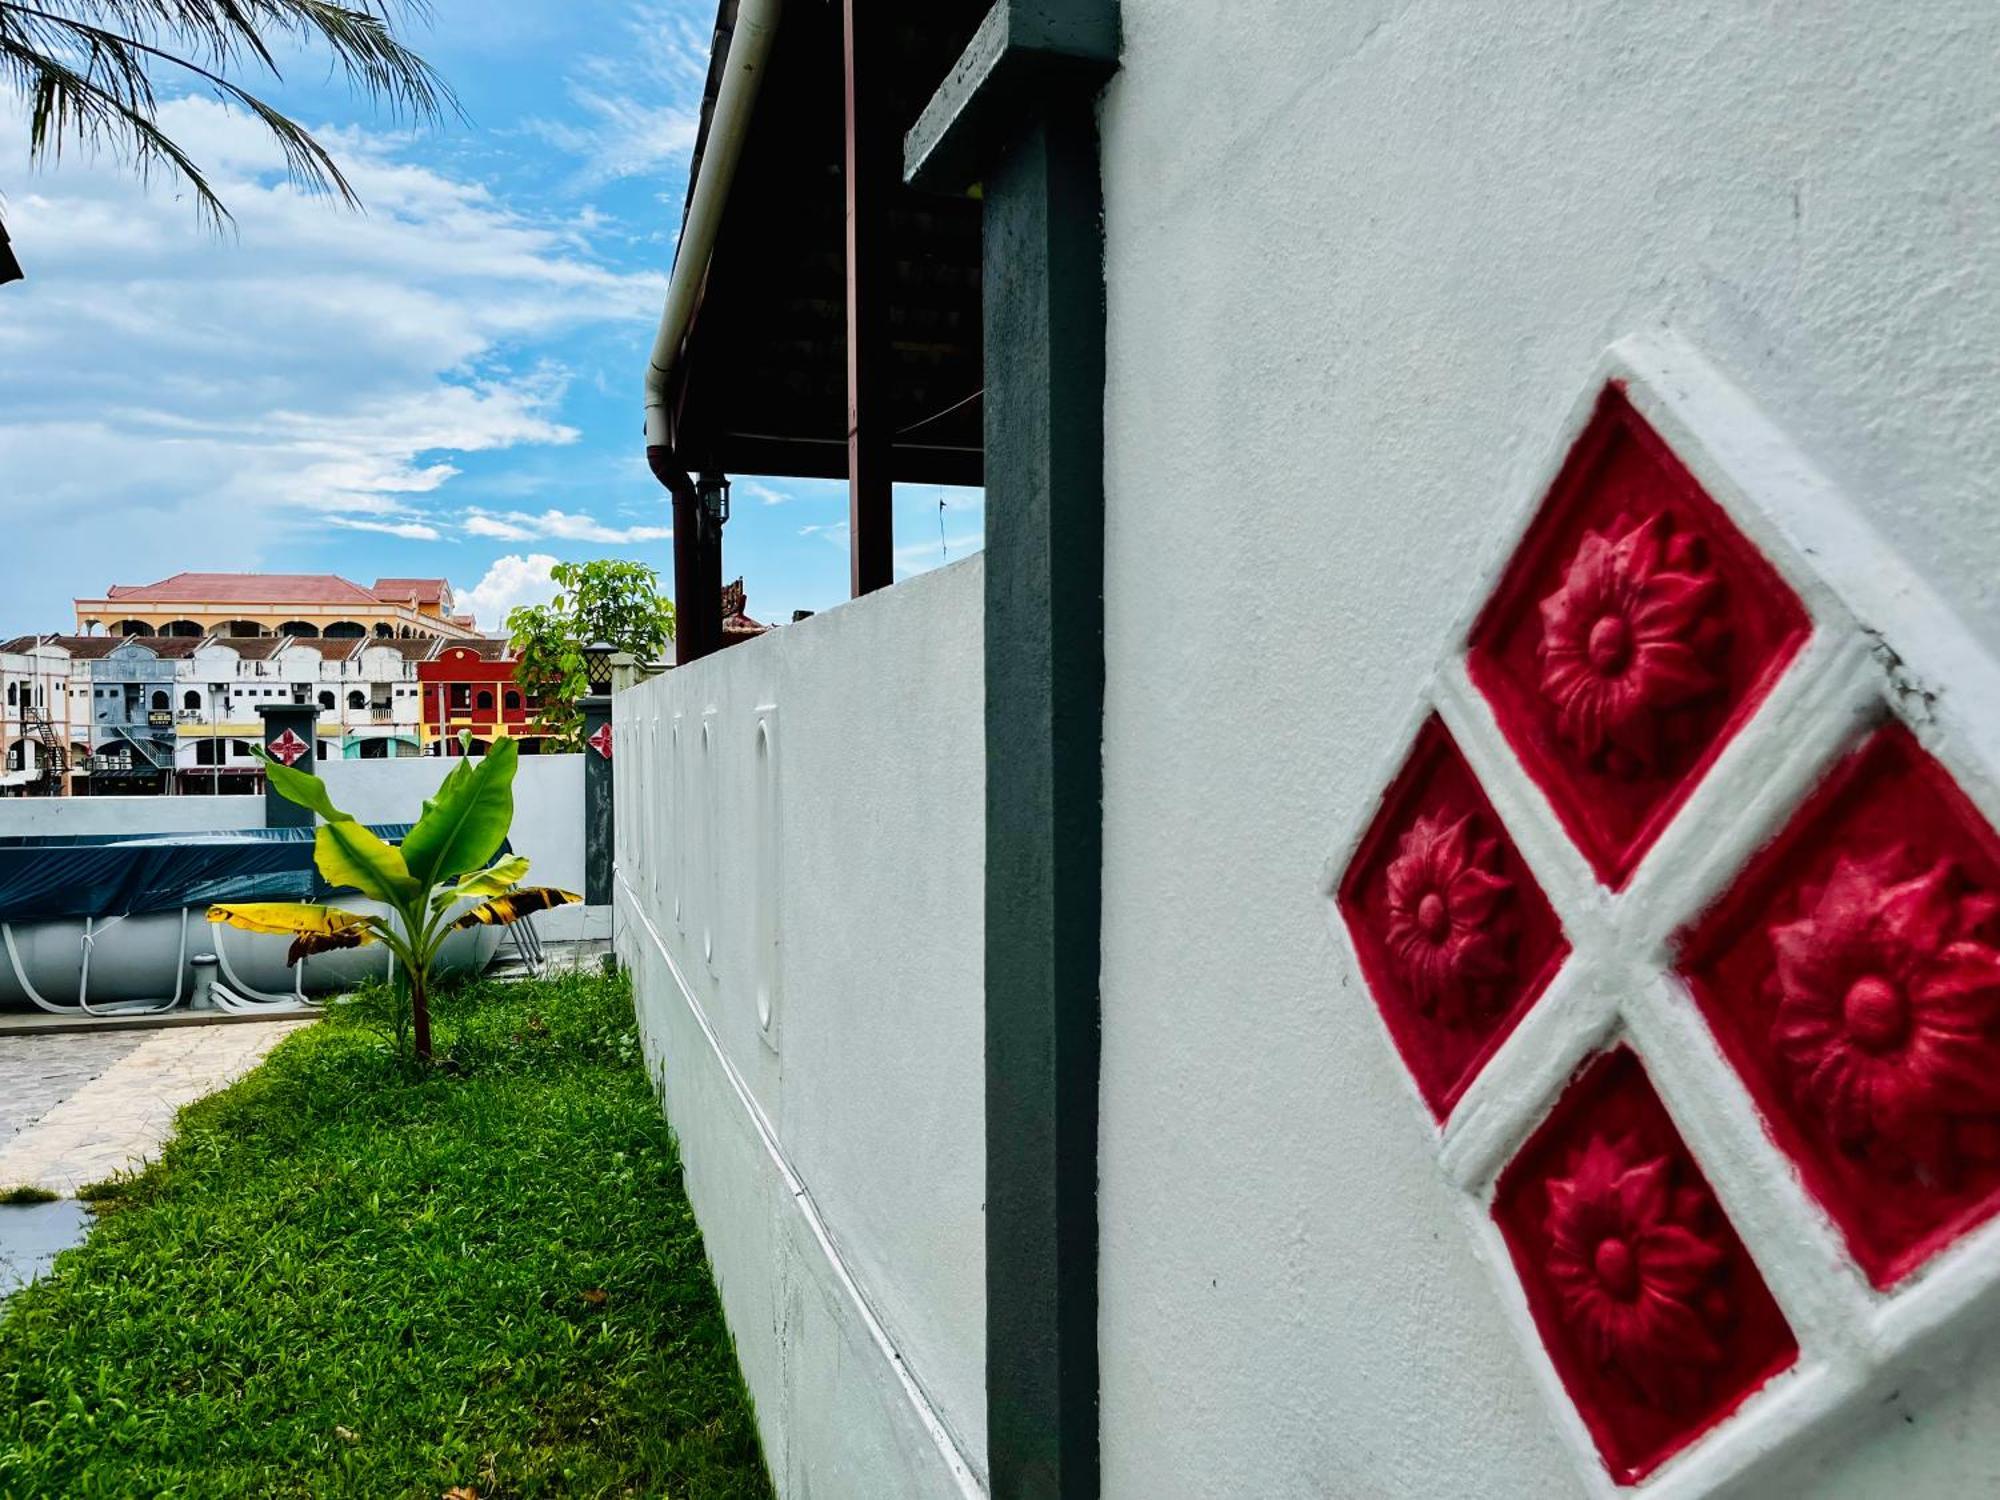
(0, 757, 602, 941)
(612, 556, 986, 1499)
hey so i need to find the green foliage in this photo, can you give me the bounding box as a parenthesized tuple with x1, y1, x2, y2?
(0, 971, 773, 1499)
(0, 1184, 58, 1205)
(506, 559, 675, 750)
(0, 0, 457, 244)
(216, 740, 577, 1062)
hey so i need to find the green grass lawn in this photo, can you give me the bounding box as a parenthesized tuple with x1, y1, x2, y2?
(0, 969, 772, 1500)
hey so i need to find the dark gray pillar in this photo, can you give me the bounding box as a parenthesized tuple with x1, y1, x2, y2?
(257, 703, 319, 829)
(909, 9, 1119, 1496)
(581, 694, 614, 906)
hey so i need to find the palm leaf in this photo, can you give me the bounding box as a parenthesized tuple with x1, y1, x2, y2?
(450, 887, 580, 930)
(0, 0, 458, 235)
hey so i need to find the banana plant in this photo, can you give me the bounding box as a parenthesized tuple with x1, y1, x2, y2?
(209, 738, 579, 1061)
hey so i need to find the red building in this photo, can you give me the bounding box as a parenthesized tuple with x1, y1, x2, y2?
(417, 640, 549, 755)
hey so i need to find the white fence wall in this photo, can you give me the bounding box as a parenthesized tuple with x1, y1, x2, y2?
(612, 556, 986, 1499)
(0, 757, 601, 941)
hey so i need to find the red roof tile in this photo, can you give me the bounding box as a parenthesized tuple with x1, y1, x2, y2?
(98, 572, 385, 607)
(372, 577, 452, 606)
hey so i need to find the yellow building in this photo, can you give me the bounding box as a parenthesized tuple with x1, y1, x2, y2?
(74, 573, 484, 642)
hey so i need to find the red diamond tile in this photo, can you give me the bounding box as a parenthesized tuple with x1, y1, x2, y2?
(1468, 387, 1811, 889)
(1494, 1047, 1799, 1485)
(1339, 717, 1569, 1118)
(1679, 724, 2000, 1288)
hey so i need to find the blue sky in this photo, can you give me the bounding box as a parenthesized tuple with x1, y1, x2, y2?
(0, 0, 982, 637)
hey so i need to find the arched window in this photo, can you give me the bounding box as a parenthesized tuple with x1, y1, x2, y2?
(183, 690, 201, 711)
(318, 691, 336, 710)
(504, 690, 521, 710)
(278, 621, 320, 639)
(374, 623, 395, 638)
(231, 739, 255, 758)
(476, 690, 494, 710)
(5, 683, 15, 707)
(347, 690, 366, 710)
(323, 621, 366, 639)
(150, 690, 169, 711)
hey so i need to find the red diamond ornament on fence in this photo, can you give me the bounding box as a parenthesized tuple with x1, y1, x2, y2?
(1468, 387, 1810, 890)
(1338, 716, 1569, 1118)
(267, 728, 312, 767)
(1493, 1046, 1800, 1485)
(1679, 723, 2000, 1289)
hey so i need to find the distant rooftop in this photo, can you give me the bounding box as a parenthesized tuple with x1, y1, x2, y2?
(99, 572, 387, 607)
(372, 577, 453, 608)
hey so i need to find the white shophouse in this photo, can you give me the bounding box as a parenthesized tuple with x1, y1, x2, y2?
(0, 636, 77, 795)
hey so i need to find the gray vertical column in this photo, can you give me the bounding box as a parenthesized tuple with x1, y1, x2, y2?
(908, 8, 1119, 1495)
(256, 703, 319, 829)
(580, 694, 614, 906)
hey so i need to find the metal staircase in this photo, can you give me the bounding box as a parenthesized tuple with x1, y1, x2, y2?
(23, 706, 66, 787)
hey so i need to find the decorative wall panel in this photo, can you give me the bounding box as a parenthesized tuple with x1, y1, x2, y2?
(1324, 334, 2000, 1497)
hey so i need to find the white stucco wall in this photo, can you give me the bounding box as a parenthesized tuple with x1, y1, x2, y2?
(612, 557, 986, 1499)
(1096, 5, 2000, 1499)
(0, 795, 265, 837)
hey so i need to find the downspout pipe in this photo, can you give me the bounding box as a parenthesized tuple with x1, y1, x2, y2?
(645, 0, 781, 666)
(642, 0, 784, 458)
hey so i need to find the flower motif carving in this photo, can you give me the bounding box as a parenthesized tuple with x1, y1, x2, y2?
(1768, 848, 2000, 1173)
(1537, 511, 1721, 777)
(1383, 813, 1514, 1025)
(1545, 1135, 1729, 1406)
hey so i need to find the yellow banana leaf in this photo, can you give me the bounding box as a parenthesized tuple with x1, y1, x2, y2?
(432, 853, 533, 909)
(450, 887, 582, 929)
(208, 903, 381, 967)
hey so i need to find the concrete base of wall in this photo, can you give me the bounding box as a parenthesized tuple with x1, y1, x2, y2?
(615, 882, 982, 1500)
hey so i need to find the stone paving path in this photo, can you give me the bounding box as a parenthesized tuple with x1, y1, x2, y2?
(0, 1030, 150, 1146)
(0, 1021, 312, 1196)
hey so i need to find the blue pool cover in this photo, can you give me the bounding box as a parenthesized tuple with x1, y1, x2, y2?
(0, 826, 425, 922)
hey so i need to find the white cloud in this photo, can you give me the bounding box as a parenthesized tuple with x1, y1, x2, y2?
(895, 531, 983, 577)
(0, 95, 660, 634)
(454, 553, 563, 631)
(462, 506, 669, 543)
(739, 481, 791, 507)
(526, 4, 710, 186)
(329, 517, 445, 541)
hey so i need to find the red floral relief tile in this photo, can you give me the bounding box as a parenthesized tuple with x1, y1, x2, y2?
(1468, 387, 1811, 889)
(1494, 1047, 1800, 1485)
(1678, 724, 2000, 1288)
(1339, 717, 1569, 1118)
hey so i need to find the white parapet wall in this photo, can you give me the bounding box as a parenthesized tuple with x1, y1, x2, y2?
(0, 756, 602, 942)
(612, 556, 986, 1499)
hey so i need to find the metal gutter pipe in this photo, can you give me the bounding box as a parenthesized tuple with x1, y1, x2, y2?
(642, 0, 784, 456)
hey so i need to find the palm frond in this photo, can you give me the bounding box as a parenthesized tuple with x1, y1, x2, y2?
(0, 0, 458, 231)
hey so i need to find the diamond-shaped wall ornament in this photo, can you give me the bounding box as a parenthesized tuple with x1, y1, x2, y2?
(1338, 716, 1569, 1118)
(1467, 387, 1812, 889)
(1492, 1047, 1800, 1485)
(1325, 336, 2000, 1495)
(1678, 723, 2000, 1289)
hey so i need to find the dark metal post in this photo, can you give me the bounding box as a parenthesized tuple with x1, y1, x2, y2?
(843, 0, 894, 595)
(580, 694, 614, 906)
(256, 703, 319, 829)
(906, 7, 1120, 1492)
